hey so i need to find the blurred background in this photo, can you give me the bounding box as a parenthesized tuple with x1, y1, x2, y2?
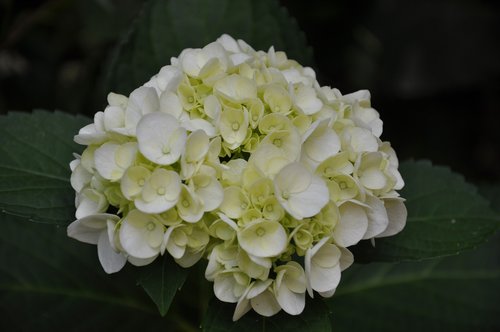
(1, 0, 499, 182)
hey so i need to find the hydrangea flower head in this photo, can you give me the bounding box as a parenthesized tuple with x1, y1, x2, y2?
(68, 34, 407, 320)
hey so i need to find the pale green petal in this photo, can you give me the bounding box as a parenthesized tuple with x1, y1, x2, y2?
(238, 220, 287, 258)
(119, 210, 163, 259)
(264, 84, 292, 114)
(162, 225, 186, 259)
(185, 130, 209, 162)
(203, 94, 221, 120)
(177, 184, 204, 223)
(135, 169, 181, 214)
(120, 166, 151, 200)
(250, 143, 290, 179)
(219, 186, 249, 219)
(115, 142, 138, 169)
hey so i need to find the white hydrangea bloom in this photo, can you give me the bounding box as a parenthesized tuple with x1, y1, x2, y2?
(69, 34, 406, 320)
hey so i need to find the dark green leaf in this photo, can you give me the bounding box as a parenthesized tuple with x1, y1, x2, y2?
(352, 160, 500, 261)
(106, 0, 313, 95)
(0, 111, 90, 224)
(328, 232, 500, 332)
(137, 254, 189, 316)
(202, 297, 331, 332)
(479, 184, 500, 214)
(0, 217, 191, 331)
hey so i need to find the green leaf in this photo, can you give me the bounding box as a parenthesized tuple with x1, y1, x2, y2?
(352, 160, 500, 261)
(327, 232, 500, 332)
(201, 297, 332, 332)
(0, 217, 191, 331)
(137, 254, 189, 316)
(106, 0, 313, 95)
(479, 184, 500, 214)
(0, 111, 90, 224)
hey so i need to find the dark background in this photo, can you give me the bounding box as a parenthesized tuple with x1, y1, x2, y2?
(1, 0, 499, 182)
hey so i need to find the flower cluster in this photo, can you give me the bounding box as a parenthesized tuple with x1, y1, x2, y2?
(68, 34, 406, 320)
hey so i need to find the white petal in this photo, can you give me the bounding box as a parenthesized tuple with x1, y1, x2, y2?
(376, 198, 407, 237)
(250, 289, 281, 317)
(286, 176, 329, 219)
(97, 230, 127, 274)
(182, 118, 217, 138)
(214, 74, 257, 102)
(214, 274, 239, 303)
(339, 247, 354, 271)
(159, 91, 184, 118)
(333, 202, 368, 247)
(217, 34, 240, 53)
(67, 213, 117, 244)
(275, 284, 305, 315)
(302, 122, 340, 164)
(193, 175, 224, 211)
(318, 288, 336, 298)
(156, 65, 183, 92)
(94, 142, 120, 180)
(363, 196, 389, 239)
(127, 255, 158, 266)
(136, 112, 186, 165)
(184, 130, 210, 163)
(162, 225, 186, 259)
(175, 248, 204, 268)
(128, 86, 159, 115)
(360, 168, 387, 190)
(294, 85, 323, 115)
(233, 286, 252, 321)
(310, 263, 341, 294)
(70, 163, 92, 192)
(275, 162, 329, 220)
(75, 189, 107, 219)
(74, 123, 107, 145)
